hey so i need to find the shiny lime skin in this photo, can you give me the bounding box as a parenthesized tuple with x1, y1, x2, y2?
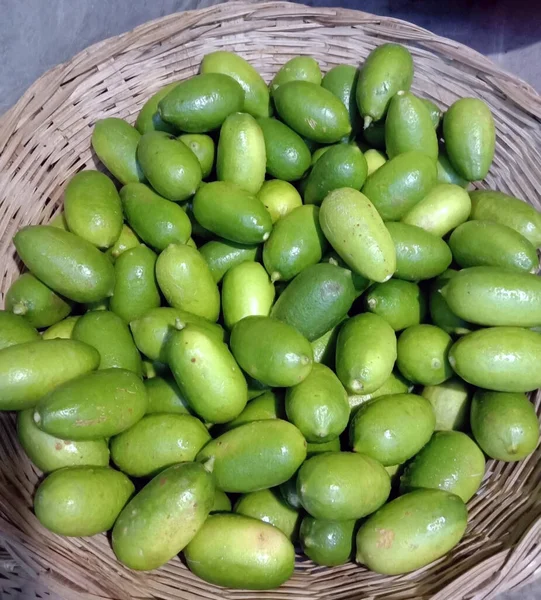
(364, 279, 426, 331)
(112, 462, 214, 570)
(184, 513, 295, 590)
(158, 73, 244, 132)
(350, 393, 435, 466)
(34, 369, 147, 440)
(110, 413, 210, 477)
(421, 377, 472, 432)
(34, 466, 134, 536)
(356, 489, 467, 575)
(400, 431, 485, 502)
(386, 222, 452, 281)
(178, 134, 215, 179)
(271, 56, 322, 95)
(14, 226, 115, 303)
(230, 316, 313, 387)
(0, 311, 39, 350)
(362, 151, 437, 221)
(72, 310, 142, 375)
(449, 327, 541, 392)
(144, 375, 193, 415)
(0, 339, 99, 411)
(322, 64, 361, 138)
(429, 269, 473, 336)
(471, 390, 540, 461)
(199, 237, 259, 282)
(442, 266, 541, 327)
(300, 517, 356, 566)
(17, 408, 110, 473)
(197, 419, 307, 493)
(135, 81, 179, 134)
(297, 451, 390, 520)
(397, 324, 453, 386)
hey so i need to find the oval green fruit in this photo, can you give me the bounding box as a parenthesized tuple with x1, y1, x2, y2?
(0, 339, 99, 411)
(72, 310, 142, 375)
(202, 51, 270, 118)
(348, 371, 412, 413)
(17, 409, 109, 473)
(111, 413, 210, 477)
(274, 81, 351, 143)
(34, 466, 134, 536)
(469, 190, 541, 248)
(471, 390, 540, 461)
(129, 306, 224, 362)
(422, 377, 472, 432)
(297, 451, 390, 520)
(336, 313, 397, 395)
(14, 226, 115, 303)
(137, 131, 202, 201)
(235, 488, 301, 541)
(222, 262, 275, 329)
(442, 266, 541, 327)
(158, 73, 244, 132)
(319, 188, 396, 282)
(429, 269, 473, 335)
(401, 431, 485, 502)
(0, 311, 39, 349)
(271, 56, 322, 95)
(356, 489, 467, 575)
(167, 324, 247, 423)
(362, 151, 438, 221)
(64, 170, 122, 248)
(120, 183, 192, 250)
(144, 376, 192, 415)
(193, 180, 272, 244)
(300, 517, 355, 566)
(263, 205, 327, 282)
(185, 513, 295, 589)
(221, 389, 284, 432)
(364, 148, 387, 176)
(386, 222, 452, 281)
(322, 64, 361, 138)
(199, 237, 259, 283)
(449, 326, 541, 392)
(91, 118, 144, 184)
(350, 393, 435, 465)
(135, 81, 179, 134)
(5, 272, 72, 328)
(356, 43, 414, 126)
(304, 143, 368, 206)
(257, 118, 311, 181)
(257, 179, 303, 222)
(449, 221, 538, 273)
(402, 183, 471, 237)
(217, 112, 266, 194)
(230, 316, 313, 387)
(397, 324, 452, 385)
(385, 91, 438, 160)
(364, 279, 426, 331)
(112, 462, 214, 570)
(49, 211, 68, 230)
(34, 369, 147, 440)
(437, 146, 469, 188)
(323, 251, 371, 297)
(197, 419, 307, 492)
(271, 262, 357, 341)
(279, 476, 302, 510)
(107, 224, 140, 260)
(109, 244, 160, 324)
(285, 363, 349, 443)
(178, 133, 215, 179)
(155, 243, 220, 321)
(443, 98, 495, 181)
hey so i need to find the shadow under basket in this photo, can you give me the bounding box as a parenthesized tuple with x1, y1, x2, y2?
(1, 2, 541, 599)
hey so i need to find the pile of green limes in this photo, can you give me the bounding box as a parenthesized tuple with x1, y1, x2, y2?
(1, 44, 540, 589)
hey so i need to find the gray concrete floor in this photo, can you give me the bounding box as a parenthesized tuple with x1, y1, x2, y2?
(0, 1, 540, 598)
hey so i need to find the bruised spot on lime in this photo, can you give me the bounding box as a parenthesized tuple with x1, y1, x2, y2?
(376, 528, 395, 549)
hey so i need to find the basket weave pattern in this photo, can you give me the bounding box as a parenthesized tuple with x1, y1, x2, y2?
(1, 2, 541, 599)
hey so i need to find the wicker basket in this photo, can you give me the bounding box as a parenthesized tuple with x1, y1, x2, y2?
(1, 2, 541, 599)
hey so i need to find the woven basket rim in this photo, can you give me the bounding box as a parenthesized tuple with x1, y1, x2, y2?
(1, 3, 541, 600)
